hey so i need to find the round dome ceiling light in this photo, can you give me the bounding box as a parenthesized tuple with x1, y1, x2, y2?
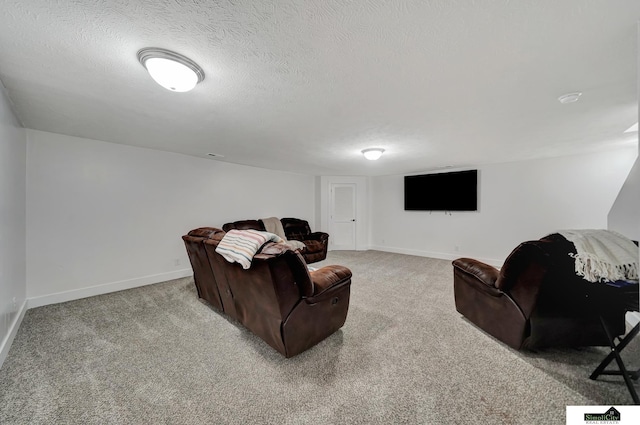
(137, 48, 205, 92)
(558, 92, 582, 104)
(362, 148, 385, 161)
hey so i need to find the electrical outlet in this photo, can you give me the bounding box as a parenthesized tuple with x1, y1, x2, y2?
(174, 258, 181, 266)
(454, 246, 460, 252)
(12, 297, 17, 312)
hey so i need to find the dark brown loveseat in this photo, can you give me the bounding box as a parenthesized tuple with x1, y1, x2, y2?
(222, 218, 329, 263)
(182, 227, 351, 357)
(452, 233, 634, 350)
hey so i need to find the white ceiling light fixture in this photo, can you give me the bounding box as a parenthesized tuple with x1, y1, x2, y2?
(138, 48, 205, 92)
(557, 92, 582, 104)
(624, 122, 638, 133)
(362, 148, 385, 160)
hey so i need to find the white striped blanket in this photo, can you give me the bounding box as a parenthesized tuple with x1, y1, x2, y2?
(558, 229, 638, 283)
(215, 229, 283, 270)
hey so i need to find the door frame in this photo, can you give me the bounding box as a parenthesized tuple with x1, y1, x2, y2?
(319, 176, 369, 251)
(329, 183, 357, 250)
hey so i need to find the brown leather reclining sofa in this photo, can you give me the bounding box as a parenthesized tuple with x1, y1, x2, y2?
(222, 218, 329, 263)
(182, 227, 351, 357)
(453, 233, 634, 350)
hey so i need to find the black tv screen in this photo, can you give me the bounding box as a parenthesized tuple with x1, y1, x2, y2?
(404, 170, 478, 211)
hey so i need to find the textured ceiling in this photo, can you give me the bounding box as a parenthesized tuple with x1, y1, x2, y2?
(0, 0, 638, 176)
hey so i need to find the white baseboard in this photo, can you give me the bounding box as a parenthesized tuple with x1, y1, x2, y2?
(368, 245, 503, 267)
(1, 270, 193, 369)
(28, 268, 193, 309)
(0, 299, 28, 370)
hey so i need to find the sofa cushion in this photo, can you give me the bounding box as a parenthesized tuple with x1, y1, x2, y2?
(281, 218, 311, 240)
(222, 220, 265, 232)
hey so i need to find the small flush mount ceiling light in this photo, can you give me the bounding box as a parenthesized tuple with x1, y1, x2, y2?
(362, 148, 385, 160)
(137, 48, 205, 92)
(624, 122, 638, 133)
(558, 92, 582, 104)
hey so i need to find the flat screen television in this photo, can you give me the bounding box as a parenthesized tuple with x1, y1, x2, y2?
(404, 170, 478, 211)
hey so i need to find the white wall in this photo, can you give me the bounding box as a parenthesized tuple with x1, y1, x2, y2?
(618, 23, 639, 327)
(319, 176, 369, 250)
(370, 147, 637, 265)
(608, 23, 639, 242)
(314, 176, 322, 230)
(26, 130, 315, 304)
(0, 83, 27, 367)
(608, 155, 639, 240)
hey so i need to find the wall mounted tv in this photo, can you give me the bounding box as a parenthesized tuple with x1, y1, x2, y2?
(404, 170, 478, 211)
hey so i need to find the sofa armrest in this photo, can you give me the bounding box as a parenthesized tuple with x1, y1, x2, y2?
(453, 258, 503, 297)
(305, 232, 329, 242)
(308, 265, 352, 300)
(187, 227, 224, 240)
(452, 258, 499, 288)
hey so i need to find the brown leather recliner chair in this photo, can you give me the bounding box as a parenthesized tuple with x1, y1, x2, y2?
(452, 233, 632, 350)
(280, 218, 329, 263)
(182, 227, 352, 357)
(182, 228, 224, 311)
(223, 218, 329, 263)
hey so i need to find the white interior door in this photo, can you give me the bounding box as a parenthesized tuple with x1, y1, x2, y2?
(329, 183, 356, 250)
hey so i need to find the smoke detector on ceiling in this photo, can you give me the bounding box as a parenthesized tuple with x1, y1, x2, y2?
(558, 92, 582, 104)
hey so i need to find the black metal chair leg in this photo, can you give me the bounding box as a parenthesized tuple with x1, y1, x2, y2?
(590, 318, 639, 404)
(611, 347, 640, 404)
(590, 321, 640, 379)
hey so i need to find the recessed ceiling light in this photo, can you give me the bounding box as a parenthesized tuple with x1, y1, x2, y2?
(362, 148, 385, 160)
(624, 122, 638, 133)
(138, 48, 205, 92)
(558, 92, 582, 104)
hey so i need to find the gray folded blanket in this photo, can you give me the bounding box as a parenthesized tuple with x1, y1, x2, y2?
(262, 217, 306, 251)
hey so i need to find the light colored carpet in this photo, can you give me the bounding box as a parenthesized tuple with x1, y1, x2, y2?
(0, 250, 637, 424)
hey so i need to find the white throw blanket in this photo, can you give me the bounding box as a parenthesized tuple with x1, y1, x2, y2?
(558, 229, 638, 283)
(261, 217, 306, 251)
(215, 229, 283, 270)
